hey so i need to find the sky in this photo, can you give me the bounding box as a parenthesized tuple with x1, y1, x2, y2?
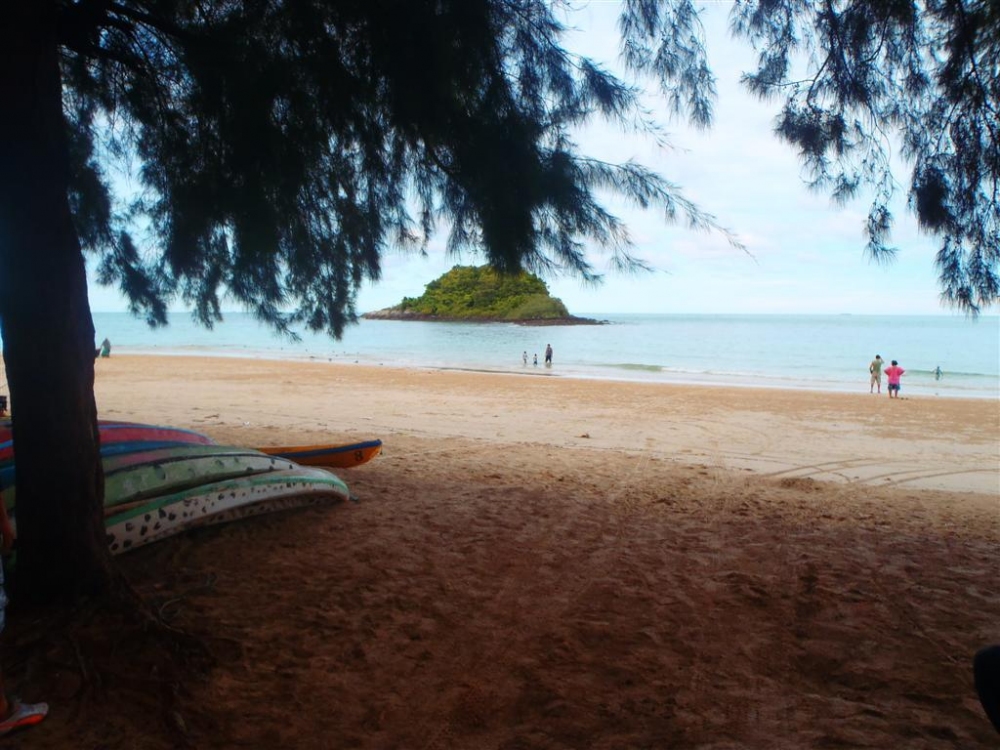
(87, 1, 956, 317)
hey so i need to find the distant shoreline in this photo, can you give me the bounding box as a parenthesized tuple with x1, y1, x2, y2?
(83, 350, 1000, 402)
(86, 353, 1000, 496)
(75, 312, 1000, 401)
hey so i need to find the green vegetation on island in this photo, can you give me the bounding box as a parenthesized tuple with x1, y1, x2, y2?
(364, 266, 599, 324)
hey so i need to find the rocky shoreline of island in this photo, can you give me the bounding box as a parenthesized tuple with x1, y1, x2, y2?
(361, 308, 606, 326)
(363, 265, 607, 326)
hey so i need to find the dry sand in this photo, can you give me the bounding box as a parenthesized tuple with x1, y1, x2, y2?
(9, 355, 1000, 748)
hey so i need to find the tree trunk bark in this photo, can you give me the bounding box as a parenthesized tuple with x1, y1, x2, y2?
(0, 1, 114, 602)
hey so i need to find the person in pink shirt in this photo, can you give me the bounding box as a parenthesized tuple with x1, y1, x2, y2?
(883, 359, 905, 398)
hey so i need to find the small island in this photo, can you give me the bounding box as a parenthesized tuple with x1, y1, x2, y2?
(362, 265, 604, 325)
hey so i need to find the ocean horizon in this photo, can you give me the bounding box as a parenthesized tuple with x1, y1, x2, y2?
(65, 311, 1000, 401)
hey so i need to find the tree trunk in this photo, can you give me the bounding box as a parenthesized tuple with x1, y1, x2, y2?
(0, 1, 114, 603)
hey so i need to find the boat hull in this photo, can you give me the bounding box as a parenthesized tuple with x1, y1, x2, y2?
(256, 439, 382, 468)
(105, 467, 351, 554)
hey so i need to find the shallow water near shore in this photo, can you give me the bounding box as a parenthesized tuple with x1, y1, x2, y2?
(85, 311, 1000, 399)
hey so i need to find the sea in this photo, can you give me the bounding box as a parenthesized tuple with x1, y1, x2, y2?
(80, 311, 1000, 401)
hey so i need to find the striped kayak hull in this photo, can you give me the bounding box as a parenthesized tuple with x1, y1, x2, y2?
(0, 441, 295, 511)
(105, 467, 350, 554)
(95, 423, 216, 445)
(256, 439, 382, 468)
(103, 450, 299, 512)
(0, 418, 128, 444)
(100, 443, 263, 474)
(0, 421, 215, 462)
(2, 440, 221, 500)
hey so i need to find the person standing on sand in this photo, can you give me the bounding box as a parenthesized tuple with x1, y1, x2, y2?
(869, 354, 883, 393)
(544, 343, 553, 366)
(0, 501, 48, 737)
(884, 359, 905, 398)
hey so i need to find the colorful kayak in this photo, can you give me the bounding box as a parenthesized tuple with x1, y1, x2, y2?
(103, 449, 299, 512)
(256, 439, 382, 468)
(1, 440, 218, 499)
(105, 466, 351, 554)
(95, 422, 216, 445)
(100, 443, 259, 474)
(0, 421, 215, 462)
(0, 418, 130, 444)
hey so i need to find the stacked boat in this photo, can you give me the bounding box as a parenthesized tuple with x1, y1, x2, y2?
(0, 420, 380, 555)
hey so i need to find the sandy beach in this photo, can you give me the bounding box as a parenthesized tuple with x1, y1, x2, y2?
(9, 354, 1000, 748)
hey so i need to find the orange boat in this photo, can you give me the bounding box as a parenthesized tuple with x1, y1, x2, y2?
(256, 439, 381, 469)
